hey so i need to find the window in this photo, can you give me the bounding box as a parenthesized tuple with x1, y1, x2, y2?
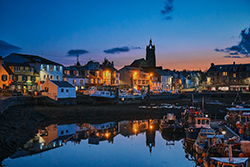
(44, 75, 46, 79)
(50, 66, 53, 71)
(91, 79, 94, 84)
(66, 89, 69, 92)
(61, 131, 64, 135)
(76, 71, 79, 76)
(61, 89, 64, 92)
(28, 67, 33, 72)
(223, 72, 227, 76)
(56, 75, 59, 80)
(22, 67, 26, 72)
(18, 76, 22, 81)
(1, 75, 7, 81)
(197, 119, 201, 124)
(12, 75, 17, 81)
(27, 76, 31, 81)
(44, 66, 47, 71)
(67, 70, 70, 75)
(56, 66, 59, 72)
(66, 130, 68, 133)
(80, 79, 83, 85)
(73, 79, 76, 85)
(22, 76, 27, 82)
(14, 66, 20, 72)
(202, 119, 205, 125)
(233, 73, 236, 78)
(50, 75, 53, 80)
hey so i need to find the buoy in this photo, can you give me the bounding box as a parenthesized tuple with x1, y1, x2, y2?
(198, 158, 203, 163)
(239, 127, 243, 134)
(202, 153, 206, 157)
(239, 153, 244, 157)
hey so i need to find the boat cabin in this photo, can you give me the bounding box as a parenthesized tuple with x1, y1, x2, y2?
(90, 91, 115, 98)
(195, 117, 211, 128)
(162, 113, 176, 124)
(208, 157, 249, 167)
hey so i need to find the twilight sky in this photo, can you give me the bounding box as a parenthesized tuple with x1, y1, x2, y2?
(0, 0, 250, 71)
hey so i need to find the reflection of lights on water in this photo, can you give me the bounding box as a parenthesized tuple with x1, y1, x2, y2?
(222, 131, 226, 135)
(150, 125, 153, 129)
(134, 128, 137, 132)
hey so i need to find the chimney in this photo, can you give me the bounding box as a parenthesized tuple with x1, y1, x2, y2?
(233, 62, 235, 65)
(211, 63, 214, 67)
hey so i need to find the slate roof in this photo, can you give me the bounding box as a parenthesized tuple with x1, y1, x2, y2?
(130, 58, 146, 67)
(155, 69, 171, 76)
(6, 53, 62, 66)
(51, 81, 75, 88)
(207, 63, 250, 72)
(99, 65, 118, 72)
(2, 64, 14, 75)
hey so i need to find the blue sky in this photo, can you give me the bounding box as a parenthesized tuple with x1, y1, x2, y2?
(0, 0, 250, 70)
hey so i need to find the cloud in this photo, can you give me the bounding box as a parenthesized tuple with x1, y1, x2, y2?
(0, 40, 21, 56)
(103, 46, 141, 54)
(161, 0, 173, 20)
(214, 48, 225, 52)
(67, 49, 89, 56)
(224, 55, 242, 58)
(215, 27, 250, 58)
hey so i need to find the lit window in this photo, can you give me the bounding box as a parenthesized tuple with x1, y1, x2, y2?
(22, 67, 26, 72)
(233, 73, 236, 78)
(73, 79, 76, 85)
(223, 72, 227, 76)
(50, 66, 53, 71)
(15, 66, 20, 72)
(1, 75, 7, 81)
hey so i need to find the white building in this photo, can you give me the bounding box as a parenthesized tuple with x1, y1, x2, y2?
(42, 78, 76, 100)
(63, 66, 85, 91)
(3, 53, 63, 90)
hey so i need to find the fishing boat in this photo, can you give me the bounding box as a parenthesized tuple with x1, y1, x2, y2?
(203, 145, 249, 167)
(193, 128, 224, 154)
(90, 90, 116, 100)
(185, 117, 211, 142)
(181, 106, 202, 128)
(160, 113, 183, 134)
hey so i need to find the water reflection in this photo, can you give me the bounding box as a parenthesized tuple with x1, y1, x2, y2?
(4, 119, 201, 167)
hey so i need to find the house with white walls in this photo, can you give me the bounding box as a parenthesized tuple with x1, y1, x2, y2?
(4, 53, 63, 90)
(42, 78, 76, 100)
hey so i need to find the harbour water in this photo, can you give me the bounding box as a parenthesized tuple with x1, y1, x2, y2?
(2, 119, 199, 167)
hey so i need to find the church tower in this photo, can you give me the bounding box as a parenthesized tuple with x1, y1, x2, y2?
(146, 38, 156, 68)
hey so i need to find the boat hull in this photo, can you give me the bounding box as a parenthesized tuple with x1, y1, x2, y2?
(185, 127, 202, 142)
